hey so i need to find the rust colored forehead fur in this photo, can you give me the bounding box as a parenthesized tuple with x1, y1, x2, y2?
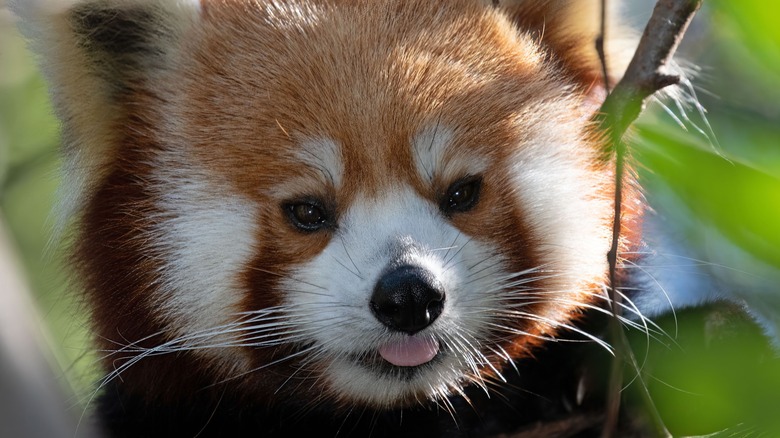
(170, 0, 572, 200)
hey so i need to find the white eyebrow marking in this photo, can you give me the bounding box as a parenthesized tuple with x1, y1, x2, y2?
(413, 123, 453, 183)
(412, 123, 488, 184)
(296, 137, 344, 188)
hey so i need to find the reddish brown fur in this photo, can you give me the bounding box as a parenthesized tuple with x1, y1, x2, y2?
(23, 0, 643, 417)
(174, 0, 627, 380)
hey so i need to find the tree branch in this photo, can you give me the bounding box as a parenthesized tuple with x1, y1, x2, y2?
(597, 0, 702, 138)
(596, 1, 703, 437)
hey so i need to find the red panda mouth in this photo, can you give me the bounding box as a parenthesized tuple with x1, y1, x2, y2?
(347, 337, 447, 379)
(378, 335, 440, 367)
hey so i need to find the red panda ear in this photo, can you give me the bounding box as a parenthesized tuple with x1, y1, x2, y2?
(11, 0, 200, 124)
(495, 0, 635, 105)
(10, 0, 201, 220)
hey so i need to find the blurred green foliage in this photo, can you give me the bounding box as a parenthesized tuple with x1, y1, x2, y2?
(0, 5, 95, 401)
(626, 304, 780, 436)
(638, 128, 780, 268)
(629, 0, 780, 435)
(1, 1, 779, 436)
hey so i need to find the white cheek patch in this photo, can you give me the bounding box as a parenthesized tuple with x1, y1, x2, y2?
(509, 121, 611, 300)
(282, 187, 507, 405)
(149, 157, 258, 365)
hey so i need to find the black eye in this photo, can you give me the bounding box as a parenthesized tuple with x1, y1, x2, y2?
(441, 176, 482, 215)
(284, 200, 332, 232)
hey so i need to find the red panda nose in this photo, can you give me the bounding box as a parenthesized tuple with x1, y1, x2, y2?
(370, 265, 445, 335)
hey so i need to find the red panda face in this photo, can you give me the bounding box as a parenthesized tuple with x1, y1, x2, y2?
(15, 0, 627, 411)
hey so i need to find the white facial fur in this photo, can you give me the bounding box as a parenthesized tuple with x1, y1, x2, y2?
(413, 124, 488, 185)
(149, 155, 258, 368)
(267, 129, 509, 406)
(508, 113, 612, 315)
(139, 116, 611, 406)
(296, 137, 344, 189)
(257, 118, 612, 405)
(282, 186, 508, 406)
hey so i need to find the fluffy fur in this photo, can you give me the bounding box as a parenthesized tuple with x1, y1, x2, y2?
(14, 0, 659, 436)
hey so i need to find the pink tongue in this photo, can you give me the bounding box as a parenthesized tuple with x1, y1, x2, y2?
(378, 336, 440, 367)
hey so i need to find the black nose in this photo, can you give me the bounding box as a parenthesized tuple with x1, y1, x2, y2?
(370, 265, 445, 334)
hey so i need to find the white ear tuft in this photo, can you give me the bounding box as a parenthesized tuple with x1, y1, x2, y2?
(9, 0, 77, 17)
(9, 0, 201, 14)
(10, 0, 202, 228)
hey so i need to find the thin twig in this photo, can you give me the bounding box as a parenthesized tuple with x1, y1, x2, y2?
(596, 0, 611, 95)
(597, 0, 703, 137)
(595, 0, 703, 437)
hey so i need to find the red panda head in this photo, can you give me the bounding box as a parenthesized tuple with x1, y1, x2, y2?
(14, 0, 639, 410)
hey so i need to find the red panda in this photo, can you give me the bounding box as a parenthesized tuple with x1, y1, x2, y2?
(12, 0, 653, 436)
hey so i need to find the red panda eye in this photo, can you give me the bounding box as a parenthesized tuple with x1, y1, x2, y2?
(441, 176, 482, 215)
(284, 200, 332, 232)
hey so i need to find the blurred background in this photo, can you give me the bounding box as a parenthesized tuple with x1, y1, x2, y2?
(1, 0, 779, 436)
